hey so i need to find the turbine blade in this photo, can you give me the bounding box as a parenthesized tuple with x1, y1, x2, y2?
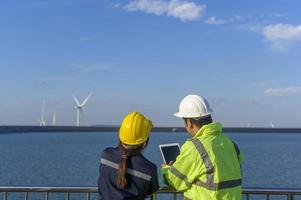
(80, 93, 91, 107)
(72, 95, 81, 106)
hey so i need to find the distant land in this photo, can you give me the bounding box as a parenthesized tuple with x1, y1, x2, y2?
(0, 126, 301, 133)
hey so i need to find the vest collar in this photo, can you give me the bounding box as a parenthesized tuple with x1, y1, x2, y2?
(194, 122, 222, 138)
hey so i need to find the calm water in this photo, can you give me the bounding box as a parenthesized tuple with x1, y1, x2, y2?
(0, 131, 301, 197)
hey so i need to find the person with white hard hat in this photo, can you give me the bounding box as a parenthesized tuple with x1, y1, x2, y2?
(161, 94, 243, 200)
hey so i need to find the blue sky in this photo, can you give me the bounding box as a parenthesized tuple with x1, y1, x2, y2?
(0, 0, 301, 127)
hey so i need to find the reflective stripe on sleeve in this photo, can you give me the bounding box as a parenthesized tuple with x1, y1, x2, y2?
(169, 166, 192, 187)
(100, 158, 152, 181)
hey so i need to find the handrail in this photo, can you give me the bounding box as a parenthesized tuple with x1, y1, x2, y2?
(243, 187, 301, 194)
(0, 186, 301, 199)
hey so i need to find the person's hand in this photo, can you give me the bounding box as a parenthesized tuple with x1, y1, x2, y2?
(161, 161, 174, 168)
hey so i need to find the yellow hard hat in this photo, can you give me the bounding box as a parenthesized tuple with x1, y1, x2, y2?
(119, 112, 153, 145)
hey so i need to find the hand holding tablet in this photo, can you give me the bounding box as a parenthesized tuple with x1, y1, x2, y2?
(159, 143, 180, 164)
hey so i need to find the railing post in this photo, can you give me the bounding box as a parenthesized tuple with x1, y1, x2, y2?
(3, 192, 7, 200)
(288, 194, 294, 200)
(24, 191, 28, 200)
(45, 191, 49, 200)
(86, 192, 91, 200)
(66, 192, 70, 200)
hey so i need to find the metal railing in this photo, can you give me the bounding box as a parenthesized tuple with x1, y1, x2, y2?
(242, 188, 301, 200)
(1, 186, 301, 200)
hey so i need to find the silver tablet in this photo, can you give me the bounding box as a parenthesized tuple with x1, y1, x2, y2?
(159, 143, 180, 164)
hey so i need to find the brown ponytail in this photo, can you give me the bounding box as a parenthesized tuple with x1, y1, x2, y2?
(117, 140, 148, 189)
(117, 146, 129, 189)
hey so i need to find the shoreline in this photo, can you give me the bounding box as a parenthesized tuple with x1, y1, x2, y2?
(0, 125, 301, 133)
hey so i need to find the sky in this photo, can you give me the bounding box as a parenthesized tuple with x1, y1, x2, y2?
(0, 0, 301, 127)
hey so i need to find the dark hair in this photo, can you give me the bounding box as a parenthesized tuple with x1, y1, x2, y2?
(117, 139, 148, 189)
(184, 115, 212, 128)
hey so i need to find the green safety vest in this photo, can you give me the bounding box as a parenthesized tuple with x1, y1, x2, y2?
(161, 122, 243, 200)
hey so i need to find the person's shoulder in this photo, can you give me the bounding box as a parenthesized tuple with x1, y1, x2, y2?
(101, 147, 119, 158)
(181, 138, 196, 149)
(179, 138, 202, 155)
(139, 155, 157, 171)
(138, 157, 158, 180)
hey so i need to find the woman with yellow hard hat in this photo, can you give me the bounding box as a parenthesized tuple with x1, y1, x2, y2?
(98, 112, 159, 199)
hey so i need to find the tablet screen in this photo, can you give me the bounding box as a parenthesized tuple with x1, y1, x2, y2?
(159, 143, 180, 164)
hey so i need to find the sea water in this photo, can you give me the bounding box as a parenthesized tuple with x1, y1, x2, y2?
(0, 131, 301, 199)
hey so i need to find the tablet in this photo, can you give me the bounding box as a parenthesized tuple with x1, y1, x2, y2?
(159, 143, 180, 164)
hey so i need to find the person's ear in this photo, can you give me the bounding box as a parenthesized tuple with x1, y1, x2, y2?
(186, 119, 193, 129)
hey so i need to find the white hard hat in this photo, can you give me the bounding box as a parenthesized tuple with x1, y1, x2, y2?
(174, 94, 213, 118)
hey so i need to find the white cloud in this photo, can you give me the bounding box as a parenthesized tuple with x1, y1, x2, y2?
(125, 0, 206, 21)
(262, 23, 301, 50)
(205, 16, 227, 25)
(205, 15, 244, 26)
(167, 0, 205, 21)
(263, 24, 301, 40)
(113, 3, 121, 8)
(125, 0, 167, 15)
(264, 86, 301, 96)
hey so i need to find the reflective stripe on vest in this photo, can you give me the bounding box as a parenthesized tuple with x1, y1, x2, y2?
(192, 140, 241, 190)
(100, 158, 152, 181)
(169, 166, 192, 187)
(195, 178, 242, 190)
(169, 140, 241, 191)
(192, 139, 215, 189)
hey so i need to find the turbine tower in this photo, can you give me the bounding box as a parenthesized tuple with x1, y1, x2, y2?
(52, 112, 56, 126)
(73, 94, 91, 127)
(39, 102, 46, 126)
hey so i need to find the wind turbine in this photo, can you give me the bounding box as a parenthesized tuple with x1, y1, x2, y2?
(72, 94, 91, 127)
(52, 112, 56, 126)
(270, 121, 275, 128)
(39, 102, 46, 126)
